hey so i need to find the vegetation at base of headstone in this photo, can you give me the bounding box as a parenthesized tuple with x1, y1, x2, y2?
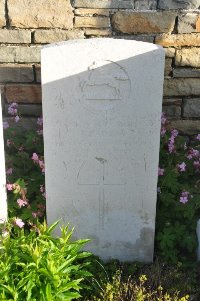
(3, 103, 200, 264)
(0, 220, 92, 301)
(156, 113, 200, 263)
(4, 103, 45, 226)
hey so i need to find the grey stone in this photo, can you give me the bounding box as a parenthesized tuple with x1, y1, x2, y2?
(178, 13, 200, 34)
(4, 117, 38, 131)
(0, 64, 34, 83)
(183, 98, 200, 118)
(113, 34, 155, 43)
(164, 78, 200, 96)
(5, 103, 42, 117)
(158, 0, 200, 10)
(163, 105, 181, 118)
(135, 0, 157, 10)
(169, 120, 200, 135)
(173, 68, 200, 78)
(74, 0, 134, 8)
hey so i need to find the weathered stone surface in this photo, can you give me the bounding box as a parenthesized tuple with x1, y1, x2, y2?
(34, 65, 41, 83)
(75, 8, 111, 16)
(164, 47, 175, 58)
(0, 29, 31, 43)
(165, 58, 172, 76)
(164, 78, 200, 96)
(0, 0, 5, 27)
(163, 98, 182, 105)
(0, 46, 41, 63)
(75, 16, 110, 28)
(8, 0, 73, 29)
(178, 13, 200, 34)
(183, 98, 200, 118)
(114, 34, 155, 43)
(0, 64, 34, 82)
(173, 68, 200, 78)
(135, 0, 157, 10)
(5, 103, 42, 116)
(34, 30, 85, 44)
(163, 105, 181, 118)
(112, 11, 176, 34)
(5, 84, 42, 103)
(155, 33, 200, 47)
(158, 0, 200, 10)
(175, 48, 200, 68)
(42, 39, 165, 262)
(74, 0, 134, 8)
(85, 28, 112, 36)
(169, 120, 200, 135)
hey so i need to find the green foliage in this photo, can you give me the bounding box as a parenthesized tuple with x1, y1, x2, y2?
(156, 119, 200, 263)
(84, 271, 189, 301)
(0, 220, 92, 301)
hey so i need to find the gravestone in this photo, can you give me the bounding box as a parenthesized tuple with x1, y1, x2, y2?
(0, 96, 7, 223)
(42, 39, 165, 262)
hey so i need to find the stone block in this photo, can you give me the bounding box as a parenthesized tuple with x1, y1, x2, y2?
(34, 30, 85, 44)
(0, 0, 6, 27)
(164, 78, 200, 96)
(183, 98, 200, 118)
(75, 8, 111, 16)
(8, 0, 73, 29)
(34, 65, 41, 83)
(111, 11, 176, 34)
(178, 13, 200, 34)
(75, 16, 110, 28)
(114, 34, 155, 43)
(158, 0, 200, 10)
(74, 0, 134, 8)
(164, 58, 172, 76)
(0, 46, 41, 63)
(4, 117, 38, 131)
(85, 28, 112, 36)
(5, 103, 42, 116)
(164, 47, 175, 58)
(155, 33, 200, 47)
(0, 29, 31, 43)
(135, 0, 157, 10)
(5, 84, 42, 103)
(163, 98, 182, 105)
(175, 48, 200, 68)
(163, 105, 181, 118)
(42, 38, 165, 262)
(0, 64, 34, 82)
(173, 68, 200, 78)
(169, 120, 200, 135)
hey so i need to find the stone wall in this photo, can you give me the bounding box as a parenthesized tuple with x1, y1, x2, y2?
(0, 0, 200, 134)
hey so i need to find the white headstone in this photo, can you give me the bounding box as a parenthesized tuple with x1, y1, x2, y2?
(42, 39, 165, 262)
(0, 95, 7, 223)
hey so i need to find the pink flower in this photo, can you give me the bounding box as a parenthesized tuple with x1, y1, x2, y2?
(17, 198, 28, 208)
(32, 212, 38, 218)
(39, 160, 45, 173)
(179, 191, 190, 204)
(158, 167, 165, 176)
(15, 218, 25, 228)
(37, 117, 43, 126)
(6, 168, 13, 175)
(3, 121, 9, 129)
(193, 160, 200, 171)
(32, 153, 39, 162)
(7, 184, 13, 191)
(14, 115, 20, 123)
(196, 134, 200, 141)
(8, 103, 18, 116)
(160, 127, 166, 137)
(37, 129, 43, 136)
(187, 148, 199, 159)
(161, 112, 167, 125)
(177, 162, 186, 172)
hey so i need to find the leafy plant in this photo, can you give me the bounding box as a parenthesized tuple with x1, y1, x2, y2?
(156, 114, 200, 263)
(0, 220, 92, 301)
